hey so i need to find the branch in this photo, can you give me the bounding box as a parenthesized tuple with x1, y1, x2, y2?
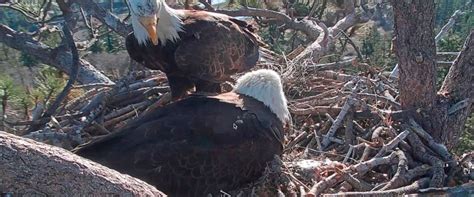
(324, 178, 430, 196)
(409, 119, 452, 161)
(435, 10, 465, 42)
(0, 131, 165, 196)
(374, 130, 410, 157)
(406, 133, 445, 187)
(291, 10, 370, 63)
(305, 57, 355, 71)
(321, 81, 359, 149)
(292, 21, 329, 63)
(213, 7, 320, 40)
(0, 24, 113, 84)
(27, 23, 80, 133)
(307, 152, 398, 196)
(75, 0, 132, 37)
(0, 4, 40, 22)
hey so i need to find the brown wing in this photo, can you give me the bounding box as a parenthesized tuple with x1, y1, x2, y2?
(73, 92, 283, 197)
(174, 11, 260, 83)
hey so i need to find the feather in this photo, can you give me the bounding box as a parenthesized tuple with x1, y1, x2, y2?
(126, 7, 261, 100)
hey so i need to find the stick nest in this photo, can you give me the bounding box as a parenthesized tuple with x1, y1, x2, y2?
(7, 59, 474, 196)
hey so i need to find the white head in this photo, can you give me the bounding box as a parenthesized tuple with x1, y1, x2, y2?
(234, 69, 291, 125)
(127, 0, 183, 46)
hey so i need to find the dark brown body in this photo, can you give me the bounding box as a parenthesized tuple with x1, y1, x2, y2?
(73, 92, 284, 197)
(126, 10, 261, 99)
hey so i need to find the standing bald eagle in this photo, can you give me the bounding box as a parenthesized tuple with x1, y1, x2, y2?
(125, 0, 263, 100)
(73, 69, 290, 196)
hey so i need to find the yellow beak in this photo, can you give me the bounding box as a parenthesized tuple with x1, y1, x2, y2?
(139, 16, 159, 45)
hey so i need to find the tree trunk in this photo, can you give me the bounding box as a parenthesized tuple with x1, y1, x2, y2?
(0, 131, 166, 196)
(391, 0, 474, 148)
(391, 0, 441, 142)
(438, 31, 474, 148)
(391, 0, 437, 110)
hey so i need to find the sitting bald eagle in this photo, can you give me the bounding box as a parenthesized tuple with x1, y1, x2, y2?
(125, 0, 262, 100)
(73, 69, 290, 196)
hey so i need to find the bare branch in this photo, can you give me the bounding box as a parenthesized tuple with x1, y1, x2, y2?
(75, 0, 132, 37)
(435, 10, 465, 42)
(0, 24, 113, 84)
(213, 7, 321, 40)
(27, 23, 80, 133)
(324, 178, 430, 196)
(321, 81, 359, 149)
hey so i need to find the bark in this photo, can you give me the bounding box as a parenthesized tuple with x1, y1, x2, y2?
(75, 0, 132, 37)
(0, 24, 113, 85)
(439, 30, 474, 106)
(0, 131, 166, 196)
(390, 0, 473, 147)
(391, 0, 437, 110)
(438, 30, 474, 148)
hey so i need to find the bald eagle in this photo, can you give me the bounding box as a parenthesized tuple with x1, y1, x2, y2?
(73, 69, 290, 196)
(125, 0, 262, 100)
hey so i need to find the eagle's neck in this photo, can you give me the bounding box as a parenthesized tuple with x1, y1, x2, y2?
(157, 1, 184, 45)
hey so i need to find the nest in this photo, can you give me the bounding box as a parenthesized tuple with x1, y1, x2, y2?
(12, 59, 474, 196)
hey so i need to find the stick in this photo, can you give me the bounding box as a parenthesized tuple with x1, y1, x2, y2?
(307, 152, 397, 196)
(335, 168, 372, 192)
(323, 177, 430, 196)
(321, 82, 359, 149)
(374, 130, 410, 157)
(26, 24, 79, 133)
(409, 119, 453, 162)
(407, 133, 445, 187)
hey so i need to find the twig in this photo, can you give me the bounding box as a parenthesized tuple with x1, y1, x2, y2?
(435, 10, 465, 42)
(214, 7, 320, 40)
(26, 23, 79, 133)
(347, 92, 401, 110)
(307, 152, 397, 196)
(335, 168, 372, 191)
(307, 173, 341, 197)
(0, 24, 113, 84)
(292, 89, 339, 103)
(321, 81, 359, 149)
(334, 28, 364, 61)
(344, 109, 356, 147)
(374, 130, 410, 157)
(291, 95, 344, 109)
(342, 146, 353, 163)
(290, 106, 342, 116)
(76, 0, 132, 37)
(72, 83, 115, 89)
(323, 177, 430, 196)
(305, 57, 355, 71)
